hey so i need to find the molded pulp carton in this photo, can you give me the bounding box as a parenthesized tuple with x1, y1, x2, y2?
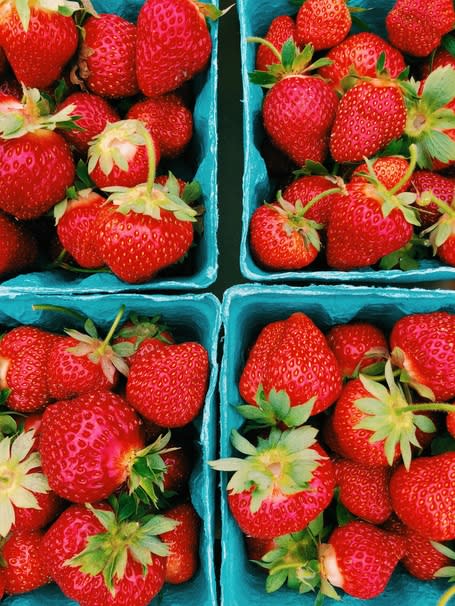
(220, 283, 453, 606)
(2, 0, 218, 292)
(238, 0, 455, 284)
(2, 291, 221, 606)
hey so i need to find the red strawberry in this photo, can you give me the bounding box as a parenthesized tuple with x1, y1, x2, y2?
(114, 313, 174, 366)
(334, 458, 392, 524)
(0, 1, 79, 88)
(390, 311, 455, 401)
(386, 0, 455, 57)
(127, 94, 193, 159)
(0, 568, 4, 600)
(448, 411, 455, 437)
(78, 14, 139, 99)
(390, 452, 455, 541)
(320, 521, 405, 599)
(126, 341, 209, 427)
(326, 322, 388, 378)
(0, 210, 37, 278)
(54, 189, 106, 269)
(255, 15, 296, 72)
(351, 156, 411, 191)
(161, 442, 192, 494)
(43, 502, 176, 606)
(57, 92, 120, 154)
(410, 170, 455, 228)
(2, 530, 49, 594)
(295, 0, 351, 51)
(245, 535, 277, 562)
(239, 312, 342, 415)
(161, 502, 200, 584)
(136, 0, 218, 97)
(423, 193, 455, 266)
(319, 32, 406, 92)
(0, 46, 6, 76)
(282, 174, 344, 225)
(422, 47, 455, 79)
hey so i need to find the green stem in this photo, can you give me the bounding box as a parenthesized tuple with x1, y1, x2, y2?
(397, 403, 455, 414)
(301, 188, 342, 215)
(364, 369, 401, 381)
(426, 195, 455, 218)
(438, 585, 455, 606)
(247, 36, 282, 62)
(98, 305, 126, 355)
(270, 561, 306, 574)
(137, 123, 156, 196)
(32, 304, 87, 323)
(390, 143, 417, 195)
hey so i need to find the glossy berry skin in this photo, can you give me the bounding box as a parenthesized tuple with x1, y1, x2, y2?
(136, 0, 212, 97)
(161, 502, 200, 584)
(79, 14, 139, 98)
(390, 452, 455, 541)
(319, 32, 406, 92)
(12, 486, 62, 533)
(263, 75, 339, 166)
(351, 157, 411, 192)
(239, 312, 342, 415)
(39, 392, 144, 503)
(126, 342, 209, 427)
(448, 412, 455, 438)
(256, 15, 296, 72)
(0, 326, 52, 358)
(386, 0, 455, 58)
(57, 93, 120, 154)
(296, 0, 351, 51)
(0, 130, 75, 219)
(43, 504, 167, 606)
(228, 443, 334, 539)
(282, 175, 342, 225)
(3, 530, 50, 595)
(390, 312, 455, 401)
(422, 47, 455, 79)
(0, 6, 78, 88)
(127, 94, 193, 159)
(0, 210, 37, 278)
(410, 170, 455, 228)
(89, 145, 151, 190)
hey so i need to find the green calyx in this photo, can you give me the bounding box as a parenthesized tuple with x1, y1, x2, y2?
(14, 0, 82, 32)
(390, 345, 437, 400)
(0, 392, 18, 438)
(248, 39, 332, 88)
(114, 313, 172, 354)
(209, 426, 323, 513)
(65, 500, 178, 596)
(420, 197, 455, 252)
(194, 1, 232, 20)
(432, 542, 455, 583)
(268, 192, 324, 251)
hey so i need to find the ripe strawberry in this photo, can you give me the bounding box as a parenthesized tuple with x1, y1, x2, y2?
(114, 313, 174, 365)
(136, 0, 219, 97)
(410, 170, 455, 228)
(448, 411, 455, 437)
(351, 156, 411, 192)
(422, 190, 455, 266)
(161, 442, 192, 494)
(255, 15, 296, 72)
(319, 32, 406, 92)
(127, 94, 193, 159)
(0, 1, 79, 88)
(422, 47, 455, 79)
(126, 341, 209, 427)
(295, 0, 351, 51)
(161, 502, 200, 584)
(2, 530, 49, 594)
(0, 210, 37, 278)
(0, 568, 4, 600)
(326, 322, 388, 378)
(54, 189, 106, 269)
(390, 311, 455, 401)
(43, 502, 177, 606)
(0, 325, 51, 357)
(57, 92, 120, 154)
(386, 0, 455, 57)
(390, 452, 455, 541)
(282, 174, 344, 225)
(239, 312, 342, 415)
(78, 14, 139, 99)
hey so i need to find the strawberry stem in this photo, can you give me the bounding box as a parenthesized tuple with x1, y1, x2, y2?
(97, 305, 126, 356)
(135, 123, 156, 196)
(32, 304, 87, 323)
(247, 36, 282, 62)
(438, 585, 455, 606)
(301, 187, 342, 215)
(389, 144, 417, 196)
(397, 403, 455, 414)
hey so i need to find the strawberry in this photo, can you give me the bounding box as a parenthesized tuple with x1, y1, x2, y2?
(0, 46, 6, 76)
(2, 530, 49, 594)
(448, 411, 455, 437)
(161, 502, 200, 584)
(412, 170, 455, 227)
(255, 15, 296, 72)
(57, 92, 120, 154)
(0, 568, 4, 600)
(390, 452, 455, 541)
(211, 428, 335, 539)
(54, 189, 106, 269)
(43, 501, 177, 606)
(161, 442, 192, 494)
(136, 0, 220, 97)
(239, 312, 342, 415)
(114, 313, 174, 368)
(420, 190, 455, 265)
(334, 458, 392, 524)
(422, 47, 455, 79)
(319, 32, 406, 92)
(0, 210, 37, 278)
(126, 341, 209, 427)
(295, 0, 351, 51)
(386, 0, 455, 58)
(326, 321, 388, 379)
(127, 94, 193, 159)
(245, 535, 277, 562)
(282, 174, 344, 226)
(78, 13, 139, 99)
(390, 311, 455, 401)
(351, 156, 411, 191)
(0, 1, 80, 88)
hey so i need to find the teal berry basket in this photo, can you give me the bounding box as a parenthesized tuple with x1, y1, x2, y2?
(2, 0, 218, 293)
(1, 291, 221, 606)
(238, 0, 455, 284)
(219, 283, 453, 606)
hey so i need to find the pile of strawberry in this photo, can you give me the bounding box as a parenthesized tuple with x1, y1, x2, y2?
(212, 309, 455, 603)
(248, 0, 455, 273)
(0, 305, 210, 605)
(0, 0, 221, 284)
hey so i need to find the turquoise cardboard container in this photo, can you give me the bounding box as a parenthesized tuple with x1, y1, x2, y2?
(1, 291, 221, 606)
(238, 0, 455, 284)
(2, 0, 218, 293)
(220, 283, 453, 606)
